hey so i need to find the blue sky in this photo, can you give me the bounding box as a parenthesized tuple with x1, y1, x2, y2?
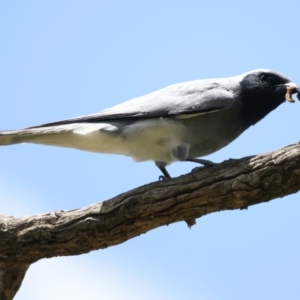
(1, 1, 300, 299)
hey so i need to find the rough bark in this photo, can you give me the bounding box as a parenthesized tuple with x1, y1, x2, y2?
(0, 264, 29, 300)
(1, 142, 300, 299)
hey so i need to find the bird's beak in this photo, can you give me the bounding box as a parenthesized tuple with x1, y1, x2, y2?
(283, 82, 300, 103)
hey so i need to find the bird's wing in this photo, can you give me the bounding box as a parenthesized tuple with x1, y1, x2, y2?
(29, 78, 238, 128)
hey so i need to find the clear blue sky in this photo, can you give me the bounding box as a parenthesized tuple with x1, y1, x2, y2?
(1, 1, 300, 299)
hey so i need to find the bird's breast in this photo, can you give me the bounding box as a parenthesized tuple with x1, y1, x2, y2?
(182, 107, 245, 157)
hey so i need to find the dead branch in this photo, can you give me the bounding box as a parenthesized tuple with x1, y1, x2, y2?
(1, 142, 300, 299)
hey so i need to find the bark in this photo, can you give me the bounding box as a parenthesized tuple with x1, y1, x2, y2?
(1, 142, 300, 299)
(0, 264, 29, 300)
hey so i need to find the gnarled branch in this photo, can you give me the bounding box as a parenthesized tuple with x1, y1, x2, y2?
(1, 142, 300, 299)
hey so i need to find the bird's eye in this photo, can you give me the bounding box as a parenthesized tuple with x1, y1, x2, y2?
(259, 74, 272, 88)
(260, 74, 267, 83)
(260, 74, 266, 81)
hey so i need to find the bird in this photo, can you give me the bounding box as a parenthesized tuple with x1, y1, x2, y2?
(0, 69, 299, 178)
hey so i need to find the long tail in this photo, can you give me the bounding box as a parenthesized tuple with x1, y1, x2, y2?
(0, 123, 126, 155)
(0, 129, 41, 145)
(0, 125, 75, 146)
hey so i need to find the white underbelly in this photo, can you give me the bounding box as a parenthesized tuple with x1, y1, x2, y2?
(23, 120, 188, 163)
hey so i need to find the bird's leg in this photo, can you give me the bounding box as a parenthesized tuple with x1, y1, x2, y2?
(155, 162, 171, 180)
(158, 166, 171, 180)
(172, 144, 216, 167)
(186, 156, 216, 166)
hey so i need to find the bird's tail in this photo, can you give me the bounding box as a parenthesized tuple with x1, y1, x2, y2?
(0, 123, 124, 154)
(0, 129, 33, 145)
(0, 125, 75, 146)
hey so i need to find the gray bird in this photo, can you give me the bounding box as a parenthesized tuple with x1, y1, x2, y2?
(0, 69, 299, 178)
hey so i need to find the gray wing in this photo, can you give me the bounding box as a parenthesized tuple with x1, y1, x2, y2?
(29, 78, 239, 129)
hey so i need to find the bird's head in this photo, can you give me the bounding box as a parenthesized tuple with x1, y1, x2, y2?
(238, 69, 299, 127)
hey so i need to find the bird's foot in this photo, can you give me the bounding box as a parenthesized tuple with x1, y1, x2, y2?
(156, 164, 172, 180)
(186, 157, 217, 167)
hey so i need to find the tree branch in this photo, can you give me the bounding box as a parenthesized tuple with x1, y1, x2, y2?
(1, 142, 300, 298)
(0, 264, 29, 300)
